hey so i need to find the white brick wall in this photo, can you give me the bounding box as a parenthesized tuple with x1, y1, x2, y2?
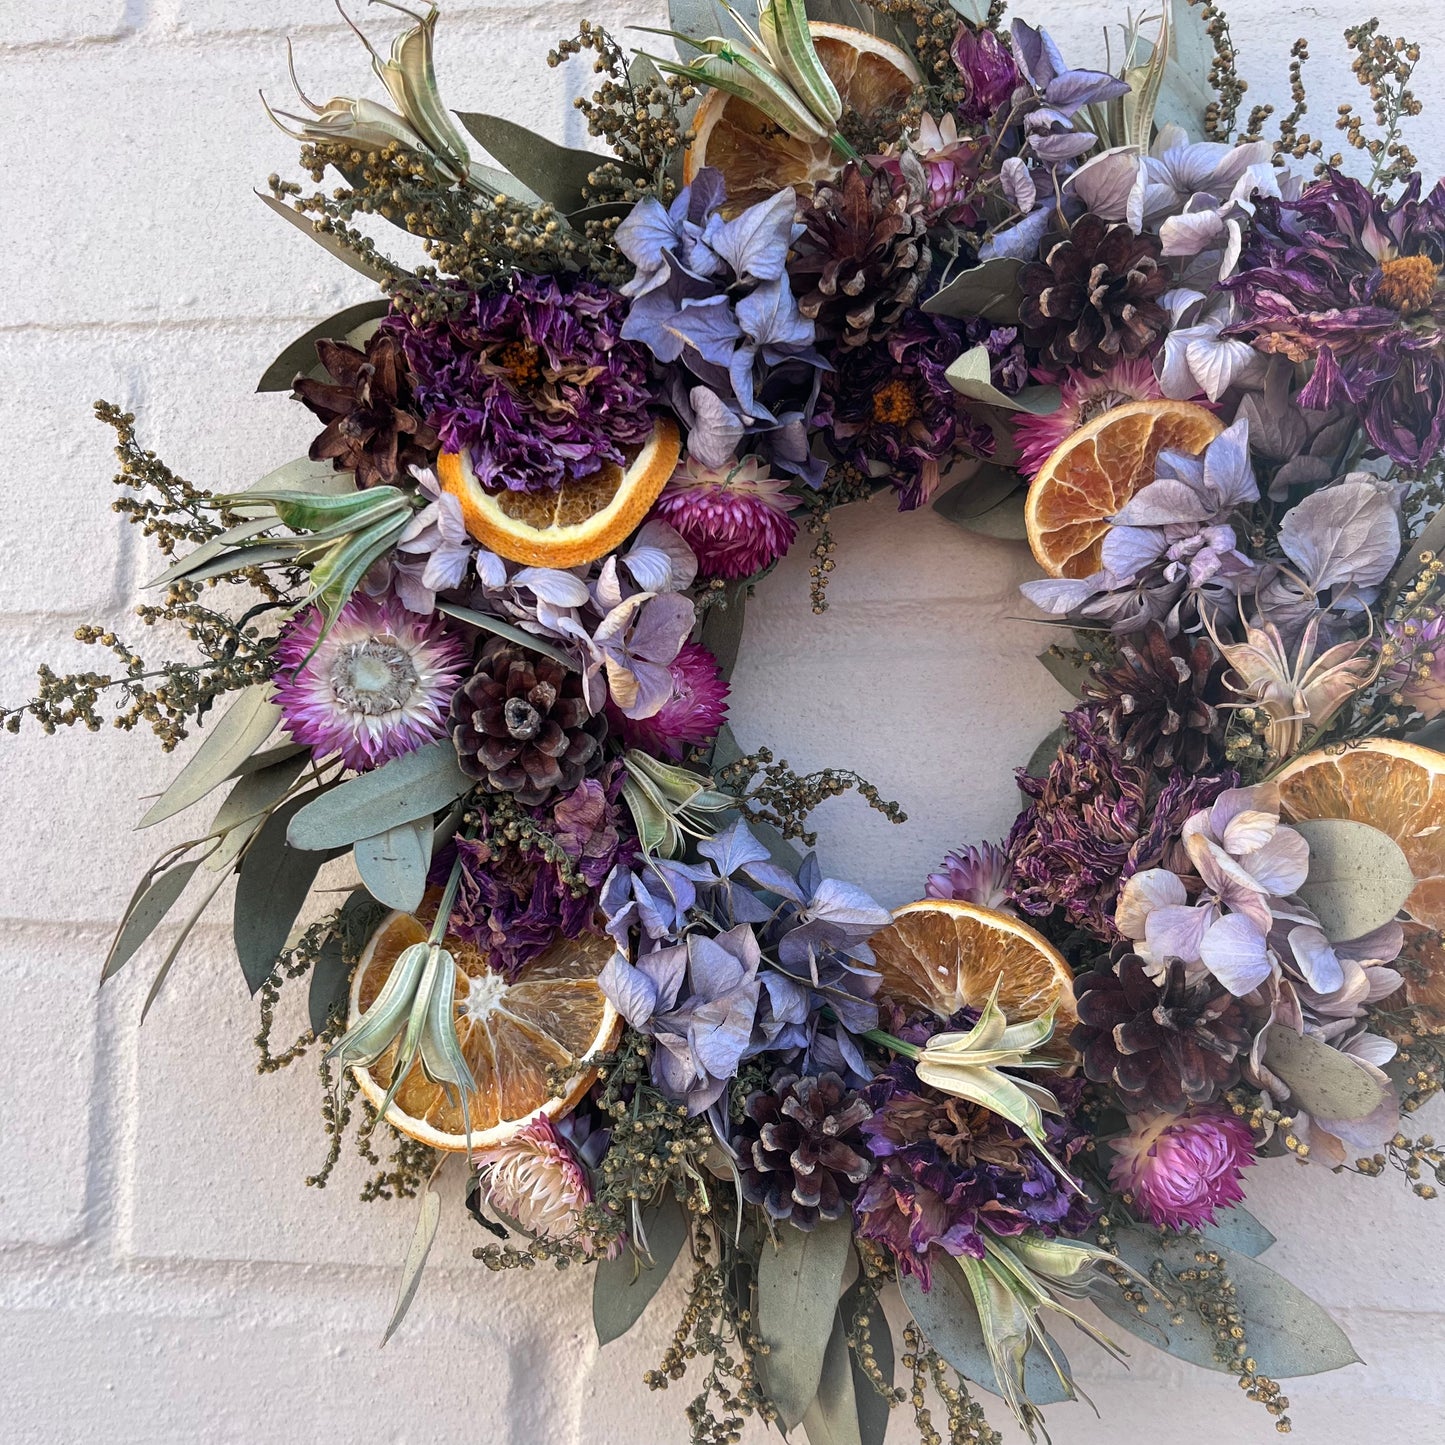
(3, 3, 1444, 1442)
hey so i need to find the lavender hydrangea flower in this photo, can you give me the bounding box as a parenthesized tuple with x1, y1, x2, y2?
(388, 274, 655, 493)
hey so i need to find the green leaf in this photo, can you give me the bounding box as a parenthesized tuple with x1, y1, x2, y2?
(164, 541, 303, 587)
(1392, 505, 1445, 596)
(956, 492, 1028, 541)
(1293, 819, 1414, 943)
(435, 601, 577, 670)
(805, 0, 912, 47)
(204, 751, 313, 875)
(802, 1307, 863, 1445)
(757, 1215, 853, 1430)
(354, 817, 433, 913)
(697, 583, 749, 683)
(287, 741, 472, 852)
(1024, 725, 1066, 783)
(946, 345, 1061, 416)
(593, 1193, 691, 1346)
(1152, 0, 1215, 137)
(234, 791, 346, 994)
(310, 889, 390, 1036)
(1263, 1025, 1388, 1123)
(1036, 644, 1091, 698)
(667, 0, 759, 50)
(255, 191, 394, 281)
(1099, 1225, 1360, 1378)
(230, 456, 354, 502)
(898, 1251, 1072, 1404)
(138, 685, 282, 829)
(142, 868, 231, 1018)
(932, 463, 1019, 526)
(454, 113, 643, 213)
(923, 258, 1024, 324)
(383, 1187, 441, 1346)
(103, 858, 202, 984)
(256, 299, 393, 392)
(843, 1281, 893, 1445)
(1202, 1205, 1276, 1259)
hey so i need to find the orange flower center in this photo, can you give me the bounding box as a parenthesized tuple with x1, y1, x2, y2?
(872, 378, 919, 426)
(1378, 254, 1440, 316)
(498, 339, 544, 387)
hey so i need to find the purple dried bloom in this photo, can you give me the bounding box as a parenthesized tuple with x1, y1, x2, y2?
(608, 640, 729, 761)
(1006, 706, 1235, 939)
(1384, 612, 1445, 718)
(951, 23, 1020, 125)
(820, 310, 1015, 509)
(925, 843, 1014, 910)
(1109, 1106, 1256, 1229)
(388, 274, 655, 493)
(1224, 169, 1445, 467)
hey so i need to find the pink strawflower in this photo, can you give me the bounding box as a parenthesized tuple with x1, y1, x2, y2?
(473, 1115, 613, 1256)
(610, 641, 729, 761)
(1013, 358, 1165, 479)
(1109, 1106, 1257, 1229)
(652, 454, 797, 580)
(271, 589, 468, 772)
(925, 843, 1013, 910)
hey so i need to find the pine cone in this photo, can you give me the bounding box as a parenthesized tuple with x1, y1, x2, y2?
(1083, 626, 1226, 773)
(293, 330, 438, 489)
(1019, 216, 1171, 375)
(1072, 947, 1253, 1112)
(449, 637, 606, 805)
(789, 163, 931, 351)
(734, 1071, 873, 1229)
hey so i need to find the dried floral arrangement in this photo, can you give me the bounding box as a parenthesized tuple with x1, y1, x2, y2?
(14, 0, 1445, 1440)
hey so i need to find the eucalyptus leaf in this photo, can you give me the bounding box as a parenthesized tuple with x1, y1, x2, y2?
(697, 583, 748, 683)
(235, 791, 346, 994)
(956, 492, 1028, 541)
(231, 456, 354, 502)
(946, 345, 1061, 416)
(593, 1192, 691, 1346)
(1201, 1205, 1276, 1259)
(255, 191, 394, 282)
(168, 542, 302, 587)
(932, 463, 1018, 524)
(309, 933, 351, 1035)
(667, 0, 759, 50)
(436, 601, 577, 670)
(287, 741, 471, 852)
(1393, 506, 1445, 595)
(802, 1307, 863, 1445)
(1099, 1225, 1360, 1378)
(898, 1251, 1072, 1405)
(1263, 1025, 1388, 1123)
(805, 0, 910, 46)
(1152, 0, 1216, 137)
(923, 258, 1024, 325)
(354, 817, 433, 913)
(205, 751, 313, 874)
(103, 858, 202, 983)
(1293, 819, 1414, 943)
(141, 868, 231, 1018)
(842, 1281, 893, 1445)
(256, 299, 393, 392)
(1036, 645, 1091, 698)
(145, 517, 277, 589)
(757, 1215, 853, 1430)
(455, 113, 643, 213)
(466, 160, 544, 206)
(1024, 725, 1066, 783)
(383, 1187, 441, 1345)
(137, 685, 282, 829)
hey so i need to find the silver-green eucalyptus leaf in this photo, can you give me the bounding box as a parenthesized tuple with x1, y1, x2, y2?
(256, 190, 395, 282)
(257, 299, 393, 393)
(1293, 818, 1414, 943)
(103, 858, 203, 984)
(383, 1185, 442, 1346)
(800, 1306, 863, 1445)
(946, 344, 1061, 415)
(593, 1192, 691, 1345)
(435, 601, 578, 670)
(923, 258, 1024, 324)
(144, 517, 278, 589)
(1263, 1025, 1388, 1122)
(355, 817, 433, 913)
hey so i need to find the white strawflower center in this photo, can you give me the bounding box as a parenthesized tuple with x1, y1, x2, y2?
(330, 637, 420, 716)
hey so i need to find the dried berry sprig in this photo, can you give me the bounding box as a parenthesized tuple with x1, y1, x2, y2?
(1336, 22, 1423, 190)
(862, 0, 968, 132)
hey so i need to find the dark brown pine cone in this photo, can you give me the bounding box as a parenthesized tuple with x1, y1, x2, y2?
(293, 330, 438, 489)
(788, 162, 931, 351)
(1083, 626, 1226, 773)
(448, 637, 606, 805)
(734, 1071, 873, 1229)
(1072, 947, 1254, 1111)
(1019, 215, 1172, 375)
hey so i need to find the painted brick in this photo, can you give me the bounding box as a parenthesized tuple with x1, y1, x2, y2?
(0, 3, 133, 49)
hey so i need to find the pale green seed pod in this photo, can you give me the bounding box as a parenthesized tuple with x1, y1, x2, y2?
(758, 0, 842, 126)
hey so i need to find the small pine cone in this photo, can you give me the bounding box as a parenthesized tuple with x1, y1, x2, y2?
(1072, 947, 1254, 1112)
(449, 637, 606, 805)
(1083, 625, 1226, 773)
(788, 162, 931, 351)
(734, 1071, 873, 1229)
(1019, 215, 1172, 375)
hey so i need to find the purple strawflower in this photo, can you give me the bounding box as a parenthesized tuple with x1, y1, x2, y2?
(608, 640, 729, 761)
(651, 453, 798, 579)
(442, 762, 633, 980)
(1224, 169, 1445, 467)
(925, 843, 1013, 910)
(1006, 706, 1235, 940)
(271, 589, 468, 772)
(820, 310, 1015, 509)
(854, 1055, 1095, 1285)
(951, 23, 1021, 125)
(388, 274, 655, 493)
(1108, 1106, 1256, 1229)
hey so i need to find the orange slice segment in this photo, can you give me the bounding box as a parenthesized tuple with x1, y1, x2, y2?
(684, 23, 922, 215)
(870, 898, 1078, 1062)
(1275, 739, 1445, 932)
(348, 909, 620, 1151)
(1023, 400, 1224, 579)
(436, 415, 680, 568)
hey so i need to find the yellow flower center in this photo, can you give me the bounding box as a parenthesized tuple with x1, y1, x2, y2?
(1377, 254, 1440, 316)
(872, 378, 919, 426)
(498, 339, 544, 387)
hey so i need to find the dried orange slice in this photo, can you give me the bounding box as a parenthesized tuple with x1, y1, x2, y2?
(1023, 400, 1224, 579)
(436, 415, 680, 568)
(348, 909, 620, 1151)
(870, 899, 1078, 1061)
(1276, 739, 1445, 932)
(683, 23, 922, 215)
